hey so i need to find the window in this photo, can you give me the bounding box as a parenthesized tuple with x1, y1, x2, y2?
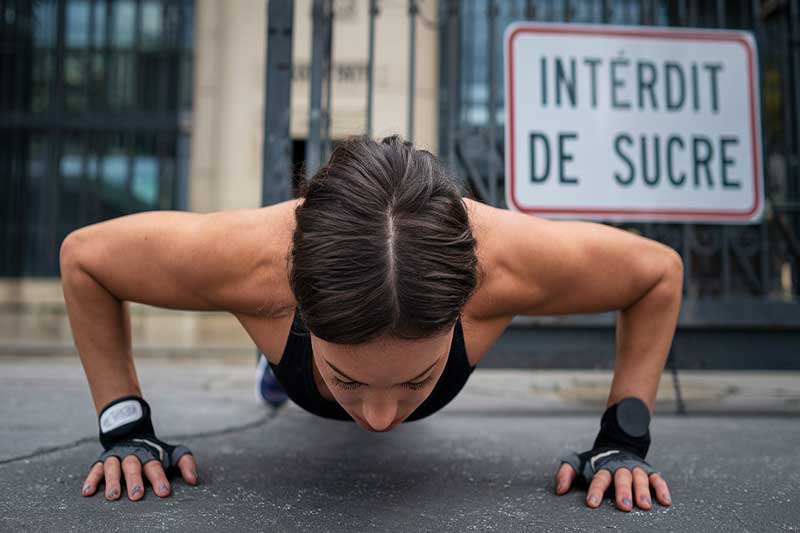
(0, 0, 194, 276)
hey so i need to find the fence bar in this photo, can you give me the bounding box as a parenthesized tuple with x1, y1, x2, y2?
(791, 0, 800, 288)
(675, 0, 693, 296)
(366, 0, 377, 138)
(712, 0, 732, 297)
(261, 0, 294, 205)
(751, 0, 771, 296)
(46, 0, 67, 271)
(407, 0, 417, 143)
(487, 0, 497, 206)
(446, 0, 459, 169)
(306, 0, 327, 179)
(772, 0, 796, 296)
(322, 1, 333, 162)
(524, 0, 535, 20)
(125, 0, 143, 197)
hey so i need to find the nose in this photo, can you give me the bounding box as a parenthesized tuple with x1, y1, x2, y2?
(361, 399, 398, 432)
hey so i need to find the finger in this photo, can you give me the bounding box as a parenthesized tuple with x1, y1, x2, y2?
(613, 468, 634, 512)
(82, 463, 104, 496)
(586, 469, 612, 508)
(177, 453, 198, 486)
(632, 467, 652, 509)
(102, 457, 122, 500)
(121, 455, 145, 501)
(649, 472, 672, 506)
(554, 463, 575, 495)
(143, 460, 171, 498)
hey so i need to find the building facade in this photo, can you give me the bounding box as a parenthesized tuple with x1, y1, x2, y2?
(1, 0, 798, 366)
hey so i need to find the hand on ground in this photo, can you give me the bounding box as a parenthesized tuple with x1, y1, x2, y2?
(554, 462, 672, 511)
(80, 453, 198, 501)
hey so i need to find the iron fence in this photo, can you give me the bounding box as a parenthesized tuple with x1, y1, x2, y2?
(437, 0, 800, 323)
(0, 0, 193, 276)
(276, 0, 799, 327)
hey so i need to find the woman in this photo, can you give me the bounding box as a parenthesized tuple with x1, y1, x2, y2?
(61, 135, 680, 512)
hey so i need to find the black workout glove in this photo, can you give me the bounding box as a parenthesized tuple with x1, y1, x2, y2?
(559, 397, 659, 484)
(94, 395, 192, 471)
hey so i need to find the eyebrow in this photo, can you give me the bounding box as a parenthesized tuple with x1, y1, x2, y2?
(324, 358, 440, 385)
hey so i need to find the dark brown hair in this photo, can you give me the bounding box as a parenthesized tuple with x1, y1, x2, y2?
(289, 134, 482, 344)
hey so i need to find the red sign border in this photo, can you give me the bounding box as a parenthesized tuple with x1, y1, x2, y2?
(504, 23, 763, 222)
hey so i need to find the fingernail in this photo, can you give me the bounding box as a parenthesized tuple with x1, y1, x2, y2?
(82, 484, 92, 494)
(131, 485, 141, 497)
(588, 495, 598, 505)
(622, 498, 632, 507)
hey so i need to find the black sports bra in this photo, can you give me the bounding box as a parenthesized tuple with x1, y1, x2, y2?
(268, 309, 476, 422)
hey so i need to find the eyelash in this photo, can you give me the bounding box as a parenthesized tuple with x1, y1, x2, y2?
(332, 374, 435, 391)
(403, 374, 435, 390)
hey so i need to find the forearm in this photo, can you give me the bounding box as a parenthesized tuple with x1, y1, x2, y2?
(61, 240, 142, 414)
(607, 262, 683, 413)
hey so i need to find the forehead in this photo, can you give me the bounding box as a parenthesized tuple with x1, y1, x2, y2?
(310, 328, 454, 382)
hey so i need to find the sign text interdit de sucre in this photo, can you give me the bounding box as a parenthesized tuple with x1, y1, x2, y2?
(504, 24, 764, 223)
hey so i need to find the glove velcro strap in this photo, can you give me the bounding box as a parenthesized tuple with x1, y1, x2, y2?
(592, 397, 651, 459)
(98, 396, 157, 450)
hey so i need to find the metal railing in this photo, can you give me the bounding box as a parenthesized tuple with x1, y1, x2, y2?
(270, 0, 800, 328)
(0, 0, 193, 276)
(439, 0, 799, 325)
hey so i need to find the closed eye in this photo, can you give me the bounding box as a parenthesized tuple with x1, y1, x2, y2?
(332, 376, 363, 390)
(331, 374, 435, 391)
(401, 374, 435, 390)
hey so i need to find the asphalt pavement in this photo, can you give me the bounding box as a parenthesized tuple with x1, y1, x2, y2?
(1, 356, 799, 532)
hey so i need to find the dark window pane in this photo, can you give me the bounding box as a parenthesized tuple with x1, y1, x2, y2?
(33, 0, 58, 48)
(182, 0, 193, 49)
(60, 136, 85, 186)
(137, 51, 161, 110)
(28, 135, 48, 184)
(31, 52, 53, 112)
(111, 0, 135, 48)
(66, 0, 90, 48)
(109, 52, 135, 110)
(89, 51, 105, 106)
(93, 0, 107, 47)
(7, 0, 193, 276)
(64, 51, 88, 110)
(141, 0, 163, 49)
(163, 1, 180, 48)
(101, 133, 128, 190)
(59, 132, 87, 231)
(179, 53, 192, 110)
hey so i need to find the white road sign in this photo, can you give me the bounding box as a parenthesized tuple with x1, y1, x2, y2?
(504, 23, 764, 223)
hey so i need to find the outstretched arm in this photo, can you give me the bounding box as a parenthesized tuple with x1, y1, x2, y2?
(465, 199, 682, 512)
(466, 199, 683, 410)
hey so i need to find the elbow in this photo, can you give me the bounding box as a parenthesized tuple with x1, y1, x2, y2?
(659, 247, 684, 297)
(59, 230, 87, 280)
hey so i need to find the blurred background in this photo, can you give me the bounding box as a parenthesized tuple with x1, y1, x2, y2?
(0, 0, 798, 377)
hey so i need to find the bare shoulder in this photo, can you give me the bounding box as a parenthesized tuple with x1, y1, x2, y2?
(459, 198, 519, 366)
(461, 197, 514, 320)
(221, 198, 300, 317)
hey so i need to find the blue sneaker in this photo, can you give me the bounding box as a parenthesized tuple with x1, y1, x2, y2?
(255, 353, 289, 408)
